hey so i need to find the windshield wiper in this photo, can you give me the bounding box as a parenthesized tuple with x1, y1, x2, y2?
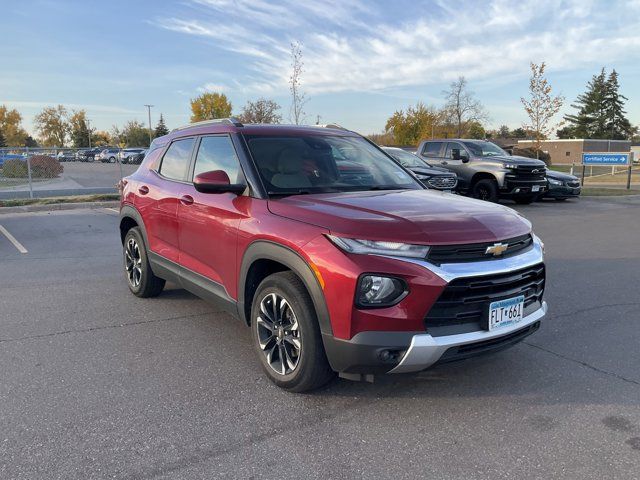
(268, 189, 313, 197)
(367, 185, 414, 191)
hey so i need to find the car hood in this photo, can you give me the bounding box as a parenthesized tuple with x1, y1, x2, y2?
(546, 170, 578, 181)
(496, 155, 547, 166)
(268, 190, 531, 245)
(408, 165, 455, 176)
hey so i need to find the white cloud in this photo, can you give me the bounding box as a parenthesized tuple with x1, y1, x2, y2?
(197, 82, 228, 93)
(155, 0, 640, 96)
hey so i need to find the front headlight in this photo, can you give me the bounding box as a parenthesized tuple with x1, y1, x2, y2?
(548, 178, 563, 186)
(416, 174, 431, 180)
(502, 163, 518, 169)
(326, 235, 430, 258)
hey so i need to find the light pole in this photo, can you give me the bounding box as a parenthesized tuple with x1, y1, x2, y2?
(86, 118, 92, 149)
(144, 104, 154, 146)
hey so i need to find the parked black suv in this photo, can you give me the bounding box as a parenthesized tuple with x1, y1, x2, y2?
(382, 147, 458, 191)
(416, 139, 547, 204)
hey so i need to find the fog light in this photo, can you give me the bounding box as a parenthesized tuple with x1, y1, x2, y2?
(514, 188, 521, 193)
(356, 275, 407, 307)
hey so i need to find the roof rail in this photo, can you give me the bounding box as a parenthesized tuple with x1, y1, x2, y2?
(315, 123, 348, 131)
(171, 117, 244, 132)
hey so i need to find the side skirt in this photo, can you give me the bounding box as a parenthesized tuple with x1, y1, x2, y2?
(148, 252, 239, 318)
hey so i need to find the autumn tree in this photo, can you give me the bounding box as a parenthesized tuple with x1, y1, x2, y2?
(238, 98, 282, 124)
(69, 110, 92, 148)
(190, 92, 232, 122)
(385, 103, 444, 146)
(112, 121, 150, 147)
(92, 131, 111, 146)
(0, 105, 29, 146)
(34, 105, 69, 147)
(443, 76, 487, 137)
(0, 129, 5, 148)
(289, 41, 307, 125)
(521, 62, 564, 157)
(154, 114, 169, 137)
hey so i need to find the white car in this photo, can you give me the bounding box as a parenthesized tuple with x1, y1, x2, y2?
(119, 148, 145, 164)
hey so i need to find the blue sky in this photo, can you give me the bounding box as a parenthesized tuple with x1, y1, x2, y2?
(2, 0, 640, 136)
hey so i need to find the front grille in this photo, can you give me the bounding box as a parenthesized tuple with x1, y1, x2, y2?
(427, 176, 457, 190)
(427, 234, 533, 265)
(424, 264, 545, 335)
(511, 165, 547, 181)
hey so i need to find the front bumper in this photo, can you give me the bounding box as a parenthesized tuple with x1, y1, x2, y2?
(388, 301, 546, 373)
(322, 236, 547, 375)
(543, 185, 581, 199)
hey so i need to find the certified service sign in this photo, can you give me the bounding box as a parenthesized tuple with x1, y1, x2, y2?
(582, 153, 629, 165)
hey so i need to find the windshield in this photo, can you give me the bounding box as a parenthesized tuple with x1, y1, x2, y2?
(462, 141, 507, 157)
(244, 134, 422, 195)
(384, 148, 431, 168)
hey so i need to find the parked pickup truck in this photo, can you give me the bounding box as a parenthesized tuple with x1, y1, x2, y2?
(416, 139, 548, 204)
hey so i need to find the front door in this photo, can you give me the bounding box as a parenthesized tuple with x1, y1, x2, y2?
(177, 134, 248, 295)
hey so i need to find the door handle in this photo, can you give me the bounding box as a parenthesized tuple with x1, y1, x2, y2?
(138, 185, 149, 195)
(180, 195, 194, 206)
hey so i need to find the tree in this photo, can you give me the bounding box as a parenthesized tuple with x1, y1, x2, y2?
(289, 41, 307, 125)
(238, 98, 282, 124)
(384, 103, 442, 146)
(467, 121, 486, 139)
(0, 105, 29, 146)
(92, 131, 111, 146)
(497, 125, 511, 138)
(68, 110, 91, 148)
(603, 70, 634, 140)
(521, 62, 564, 157)
(443, 76, 487, 137)
(34, 105, 69, 147)
(112, 121, 150, 147)
(190, 92, 232, 122)
(0, 129, 5, 148)
(564, 69, 607, 138)
(154, 114, 169, 137)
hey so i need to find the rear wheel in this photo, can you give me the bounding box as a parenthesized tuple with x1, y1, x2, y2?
(109, 156, 116, 163)
(123, 227, 165, 298)
(251, 271, 334, 392)
(472, 178, 499, 202)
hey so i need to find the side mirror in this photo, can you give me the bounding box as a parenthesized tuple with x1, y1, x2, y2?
(461, 153, 470, 163)
(451, 148, 462, 161)
(193, 170, 246, 195)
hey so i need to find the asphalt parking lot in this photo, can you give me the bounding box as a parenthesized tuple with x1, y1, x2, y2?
(1, 197, 639, 479)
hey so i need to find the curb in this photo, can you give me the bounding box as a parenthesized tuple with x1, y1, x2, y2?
(0, 201, 120, 214)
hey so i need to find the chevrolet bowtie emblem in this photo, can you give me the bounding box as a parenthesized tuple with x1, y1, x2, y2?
(485, 243, 508, 256)
(531, 169, 540, 174)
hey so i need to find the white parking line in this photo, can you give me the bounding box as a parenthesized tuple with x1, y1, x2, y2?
(106, 208, 120, 213)
(0, 224, 28, 254)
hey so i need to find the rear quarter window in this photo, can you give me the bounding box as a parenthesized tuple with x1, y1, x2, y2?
(159, 138, 195, 181)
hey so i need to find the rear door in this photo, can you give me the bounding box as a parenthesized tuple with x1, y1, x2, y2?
(177, 134, 248, 294)
(136, 137, 195, 264)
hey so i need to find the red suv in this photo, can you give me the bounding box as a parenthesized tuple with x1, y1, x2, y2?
(119, 119, 547, 392)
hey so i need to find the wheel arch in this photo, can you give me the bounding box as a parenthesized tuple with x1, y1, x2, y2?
(470, 172, 498, 188)
(119, 205, 150, 249)
(238, 241, 333, 337)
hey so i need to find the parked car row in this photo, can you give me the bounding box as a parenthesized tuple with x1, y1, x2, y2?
(54, 147, 148, 164)
(383, 139, 580, 203)
(118, 119, 549, 392)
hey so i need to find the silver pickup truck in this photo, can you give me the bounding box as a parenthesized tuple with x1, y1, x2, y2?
(416, 139, 548, 204)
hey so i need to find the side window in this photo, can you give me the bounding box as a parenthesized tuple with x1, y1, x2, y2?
(193, 136, 244, 183)
(422, 141, 443, 157)
(445, 142, 465, 159)
(159, 138, 195, 181)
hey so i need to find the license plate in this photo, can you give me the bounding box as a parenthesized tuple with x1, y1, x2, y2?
(488, 295, 524, 331)
(532, 185, 541, 192)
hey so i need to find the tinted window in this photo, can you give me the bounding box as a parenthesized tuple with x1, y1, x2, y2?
(193, 136, 243, 183)
(445, 142, 466, 159)
(159, 138, 194, 181)
(422, 142, 443, 156)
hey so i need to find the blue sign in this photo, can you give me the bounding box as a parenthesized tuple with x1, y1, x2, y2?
(582, 153, 629, 165)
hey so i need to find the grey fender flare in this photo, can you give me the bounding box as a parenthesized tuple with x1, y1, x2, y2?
(238, 240, 333, 337)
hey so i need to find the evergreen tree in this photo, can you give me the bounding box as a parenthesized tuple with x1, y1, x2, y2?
(564, 69, 607, 138)
(603, 70, 633, 140)
(0, 128, 6, 148)
(154, 114, 169, 138)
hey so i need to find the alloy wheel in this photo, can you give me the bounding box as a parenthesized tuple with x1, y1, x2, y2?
(256, 293, 301, 375)
(124, 238, 143, 287)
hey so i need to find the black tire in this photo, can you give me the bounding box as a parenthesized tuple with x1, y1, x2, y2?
(251, 271, 334, 392)
(109, 156, 116, 163)
(88, 155, 95, 163)
(472, 178, 499, 202)
(123, 227, 165, 298)
(555, 197, 568, 202)
(514, 195, 535, 205)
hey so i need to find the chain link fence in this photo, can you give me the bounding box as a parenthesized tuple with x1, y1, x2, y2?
(0, 147, 148, 200)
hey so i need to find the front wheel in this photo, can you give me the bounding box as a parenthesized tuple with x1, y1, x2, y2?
(472, 178, 499, 202)
(251, 271, 334, 392)
(109, 156, 116, 163)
